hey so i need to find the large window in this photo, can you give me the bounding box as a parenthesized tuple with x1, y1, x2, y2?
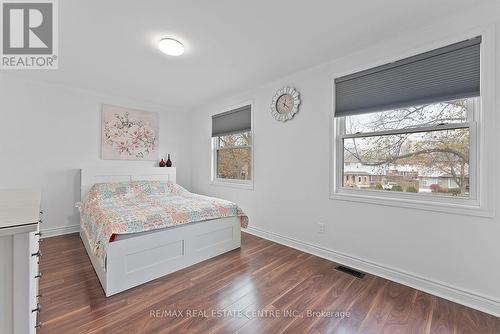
(332, 36, 483, 209)
(211, 104, 253, 186)
(340, 98, 475, 197)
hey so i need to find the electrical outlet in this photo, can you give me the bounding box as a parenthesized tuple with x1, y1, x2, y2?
(318, 223, 326, 234)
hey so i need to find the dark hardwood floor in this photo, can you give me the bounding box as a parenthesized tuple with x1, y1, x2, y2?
(38, 232, 499, 334)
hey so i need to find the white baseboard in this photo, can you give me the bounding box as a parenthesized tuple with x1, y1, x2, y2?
(244, 226, 500, 317)
(41, 224, 80, 238)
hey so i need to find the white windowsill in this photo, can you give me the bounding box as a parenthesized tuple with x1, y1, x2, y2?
(210, 180, 254, 190)
(330, 188, 493, 218)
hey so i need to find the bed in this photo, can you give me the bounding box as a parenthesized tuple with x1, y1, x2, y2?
(78, 167, 246, 297)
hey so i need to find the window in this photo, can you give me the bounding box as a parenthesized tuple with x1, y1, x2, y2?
(340, 98, 476, 197)
(332, 36, 483, 210)
(211, 104, 253, 187)
(215, 131, 252, 181)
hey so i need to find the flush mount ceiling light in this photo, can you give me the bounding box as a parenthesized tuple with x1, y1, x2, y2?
(158, 38, 185, 56)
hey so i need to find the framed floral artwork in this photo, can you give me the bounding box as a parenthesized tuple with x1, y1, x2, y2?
(101, 104, 159, 160)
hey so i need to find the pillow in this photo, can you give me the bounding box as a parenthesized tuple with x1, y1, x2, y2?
(166, 182, 189, 195)
(129, 181, 170, 196)
(87, 181, 171, 202)
(87, 182, 131, 201)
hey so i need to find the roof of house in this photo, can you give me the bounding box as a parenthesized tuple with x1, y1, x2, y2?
(344, 171, 372, 176)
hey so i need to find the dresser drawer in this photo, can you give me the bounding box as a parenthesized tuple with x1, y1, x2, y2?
(30, 308, 40, 334)
(30, 254, 39, 306)
(0, 190, 41, 334)
(29, 230, 42, 333)
(29, 230, 41, 254)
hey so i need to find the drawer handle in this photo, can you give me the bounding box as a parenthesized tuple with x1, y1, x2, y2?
(40, 210, 44, 215)
(35, 232, 42, 237)
(32, 303, 42, 313)
(35, 321, 43, 329)
(35, 272, 43, 279)
(32, 251, 42, 258)
(38, 219, 43, 224)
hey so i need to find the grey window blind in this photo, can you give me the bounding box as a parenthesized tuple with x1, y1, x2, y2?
(335, 36, 481, 117)
(212, 105, 251, 137)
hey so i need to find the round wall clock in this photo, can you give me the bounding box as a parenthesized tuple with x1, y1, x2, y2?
(270, 87, 301, 122)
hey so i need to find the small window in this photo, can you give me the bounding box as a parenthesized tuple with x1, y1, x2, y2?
(211, 104, 253, 186)
(215, 131, 252, 181)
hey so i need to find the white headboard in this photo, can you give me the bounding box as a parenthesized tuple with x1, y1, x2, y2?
(80, 167, 176, 202)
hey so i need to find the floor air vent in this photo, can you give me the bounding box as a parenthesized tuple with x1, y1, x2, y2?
(335, 265, 365, 278)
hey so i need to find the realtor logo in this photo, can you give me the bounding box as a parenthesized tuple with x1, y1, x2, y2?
(1, 0, 58, 69)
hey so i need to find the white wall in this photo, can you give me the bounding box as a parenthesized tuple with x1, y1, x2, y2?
(0, 75, 191, 235)
(189, 4, 500, 315)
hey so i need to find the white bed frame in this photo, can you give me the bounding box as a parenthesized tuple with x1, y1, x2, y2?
(79, 167, 241, 297)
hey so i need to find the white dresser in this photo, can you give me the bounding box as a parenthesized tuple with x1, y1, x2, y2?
(0, 190, 42, 334)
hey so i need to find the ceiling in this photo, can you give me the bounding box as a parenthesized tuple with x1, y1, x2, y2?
(3, 0, 490, 110)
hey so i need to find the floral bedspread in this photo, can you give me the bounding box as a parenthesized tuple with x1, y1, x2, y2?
(80, 181, 248, 264)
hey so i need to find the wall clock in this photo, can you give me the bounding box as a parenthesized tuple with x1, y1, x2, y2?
(270, 87, 301, 122)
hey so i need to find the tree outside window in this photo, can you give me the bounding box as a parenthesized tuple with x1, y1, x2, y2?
(341, 98, 474, 197)
(216, 131, 252, 181)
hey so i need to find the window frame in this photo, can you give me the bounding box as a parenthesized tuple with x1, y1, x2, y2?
(211, 101, 254, 190)
(330, 29, 495, 217)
